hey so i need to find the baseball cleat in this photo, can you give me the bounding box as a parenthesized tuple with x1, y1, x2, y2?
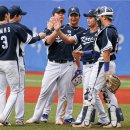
(72, 123, 92, 128)
(0, 118, 11, 126)
(26, 118, 39, 124)
(55, 119, 63, 125)
(0, 123, 3, 126)
(63, 118, 75, 124)
(93, 122, 109, 127)
(41, 114, 48, 122)
(4, 121, 11, 126)
(103, 122, 122, 128)
(117, 123, 122, 128)
(16, 120, 24, 126)
(73, 117, 82, 125)
(103, 123, 113, 128)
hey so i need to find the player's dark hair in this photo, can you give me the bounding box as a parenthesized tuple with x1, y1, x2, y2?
(0, 6, 8, 21)
(10, 13, 19, 19)
(0, 16, 4, 21)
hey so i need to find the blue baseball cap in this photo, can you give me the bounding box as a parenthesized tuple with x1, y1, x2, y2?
(83, 9, 96, 17)
(9, 6, 27, 15)
(0, 6, 8, 17)
(68, 7, 80, 16)
(52, 7, 66, 16)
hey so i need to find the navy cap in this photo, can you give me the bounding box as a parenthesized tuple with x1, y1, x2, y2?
(83, 9, 96, 17)
(52, 7, 66, 16)
(68, 7, 80, 16)
(0, 6, 8, 17)
(9, 6, 27, 15)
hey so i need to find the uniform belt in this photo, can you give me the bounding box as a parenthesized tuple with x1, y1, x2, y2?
(83, 61, 93, 65)
(49, 59, 73, 63)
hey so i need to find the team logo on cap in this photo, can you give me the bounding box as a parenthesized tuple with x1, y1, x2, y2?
(71, 8, 75, 11)
(57, 6, 62, 9)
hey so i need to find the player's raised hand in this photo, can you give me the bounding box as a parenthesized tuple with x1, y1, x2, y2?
(53, 16, 61, 31)
(47, 17, 55, 30)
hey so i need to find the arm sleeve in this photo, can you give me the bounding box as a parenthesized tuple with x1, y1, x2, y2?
(21, 24, 33, 36)
(73, 31, 82, 45)
(28, 35, 41, 44)
(15, 25, 32, 43)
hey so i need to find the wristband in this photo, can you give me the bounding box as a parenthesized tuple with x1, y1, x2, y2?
(75, 69, 82, 75)
(44, 29, 51, 35)
(83, 50, 93, 56)
(104, 62, 109, 72)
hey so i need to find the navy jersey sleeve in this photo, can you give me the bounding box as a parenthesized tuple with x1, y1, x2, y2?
(74, 43, 82, 51)
(14, 24, 32, 43)
(73, 31, 83, 44)
(19, 23, 33, 36)
(101, 28, 113, 52)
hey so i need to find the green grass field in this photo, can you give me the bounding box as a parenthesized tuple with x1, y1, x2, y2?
(0, 104, 130, 130)
(0, 73, 130, 130)
(26, 73, 130, 89)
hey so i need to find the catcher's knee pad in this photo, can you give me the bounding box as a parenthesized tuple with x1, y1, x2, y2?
(81, 106, 96, 123)
(84, 88, 96, 105)
(83, 105, 94, 126)
(108, 105, 117, 127)
(116, 107, 124, 122)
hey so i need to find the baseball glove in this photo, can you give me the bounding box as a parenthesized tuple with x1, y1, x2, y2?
(106, 74, 121, 93)
(71, 70, 82, 86)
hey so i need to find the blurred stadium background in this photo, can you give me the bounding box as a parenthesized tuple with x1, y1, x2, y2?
(0, 0, 130, 76)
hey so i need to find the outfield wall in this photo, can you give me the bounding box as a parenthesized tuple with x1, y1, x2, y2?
(0, 0, 130, 75)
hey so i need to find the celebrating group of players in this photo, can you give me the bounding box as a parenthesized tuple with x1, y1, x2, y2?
(0, 4, 124, 128)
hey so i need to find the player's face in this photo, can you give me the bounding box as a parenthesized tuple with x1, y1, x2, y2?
(69, 13, 80, 26)
(54, 12, 64, 23)
(87, 17, 97, 28)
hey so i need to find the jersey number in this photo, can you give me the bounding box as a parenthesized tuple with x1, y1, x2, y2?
(1, 36, 8, 49)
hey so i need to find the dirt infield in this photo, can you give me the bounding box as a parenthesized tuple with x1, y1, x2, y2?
(7, 87, 130, 104)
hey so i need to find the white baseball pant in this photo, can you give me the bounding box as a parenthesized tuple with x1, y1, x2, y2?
(0, 61, 20, 122)
(76, 63, 109, 124)
(83, 61, 119, 126)
(29, 60, 74, 122)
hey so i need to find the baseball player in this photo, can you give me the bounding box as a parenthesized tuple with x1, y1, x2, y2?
(26, 6, 84, 125)
(72, 6, 123, 128)
(53, 9, 110, 126)
(0, 5, 47, 126)
(41, 7, 85, 124)
(0, 5, 33, 125)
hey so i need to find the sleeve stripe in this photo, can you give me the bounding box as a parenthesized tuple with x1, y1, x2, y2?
(26, 33, 33, 44)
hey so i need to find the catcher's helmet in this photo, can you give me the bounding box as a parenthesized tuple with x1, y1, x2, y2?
(96, 6, 114, 20)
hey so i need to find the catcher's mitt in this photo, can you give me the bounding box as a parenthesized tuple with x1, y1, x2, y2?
(71, 70, 82, 86)
(106, 74, 121, 93)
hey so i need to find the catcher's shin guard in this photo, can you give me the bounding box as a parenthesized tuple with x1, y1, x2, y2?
(83, 105, 94, 126)
(108, 105, 117, 127)
(90, 109, 96, 122)
(116, 108, 124, 122)
(81, 107, 96, 123)
(81, 106, 87, 122)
